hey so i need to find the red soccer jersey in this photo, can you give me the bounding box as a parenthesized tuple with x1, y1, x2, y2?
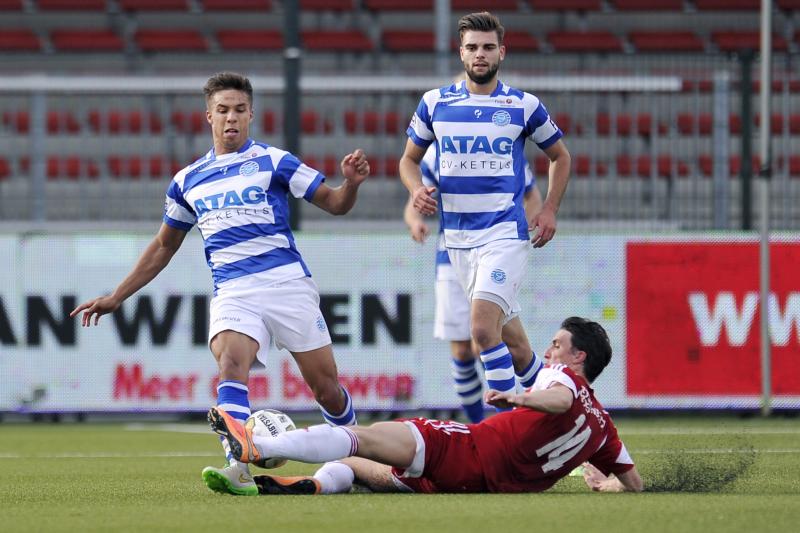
(470, 364, 634, 493)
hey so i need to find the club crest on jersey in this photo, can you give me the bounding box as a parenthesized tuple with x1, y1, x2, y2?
(239, 160, 259, 176)
(491, 269, 507, 284)
(316, 316, 327, 332)
(492, 110, 511, 127)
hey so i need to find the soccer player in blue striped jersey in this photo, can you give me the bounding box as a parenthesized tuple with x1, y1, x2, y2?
(404, 145, 544, 422)
(399, 12, 571, 411)
(71, 72, 369, 496)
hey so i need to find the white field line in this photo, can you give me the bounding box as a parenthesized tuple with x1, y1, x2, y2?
(1, 449, 798, 460)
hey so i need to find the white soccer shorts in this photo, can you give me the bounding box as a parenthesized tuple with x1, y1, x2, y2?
(447, 238, 530, 320)
(433, 263, 471, 341)
(208, 276, 332, 365)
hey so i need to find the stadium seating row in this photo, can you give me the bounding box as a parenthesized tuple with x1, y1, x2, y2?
(3, 154, 799, 181)
(1, 28, 796, 53)
(5, 109, 800, 137)
(1, 0, 798, 13)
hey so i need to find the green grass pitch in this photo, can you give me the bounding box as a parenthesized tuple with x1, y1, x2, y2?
(1, 416, 799, 533)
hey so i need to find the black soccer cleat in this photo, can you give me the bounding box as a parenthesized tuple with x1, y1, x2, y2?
(254, 475, 321, 495)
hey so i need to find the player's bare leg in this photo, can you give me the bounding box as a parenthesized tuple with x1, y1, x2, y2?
(292, 344, 356, 425)
(342, 457, 401, 493)
(203, 331, 259, 496)
(471, 299, 516, 408)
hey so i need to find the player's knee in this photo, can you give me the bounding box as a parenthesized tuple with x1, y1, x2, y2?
(216, 353, 250, 381)
(311, 381, 345, 412)
(471, 325, 500, 351)
(450, 341, 475, 361)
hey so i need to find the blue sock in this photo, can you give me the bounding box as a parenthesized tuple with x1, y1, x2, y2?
(320, 386, 357, 426)
(516, 351, 544, 389)
(480, 343, 515, 412)
(451, 358, 484, 423)
(216, 380, 250, 463)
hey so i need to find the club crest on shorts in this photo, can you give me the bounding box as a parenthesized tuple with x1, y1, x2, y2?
(492, 110, 511, 127)
(490, 269, 507, 284)
(316, 316, 327, 331)
(239, 160, 259, 176)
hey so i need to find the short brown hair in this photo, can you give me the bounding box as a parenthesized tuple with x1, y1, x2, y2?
(203, 72, 253, 104)
(561, 317, 612, 383)
(457, 12, 504, 44)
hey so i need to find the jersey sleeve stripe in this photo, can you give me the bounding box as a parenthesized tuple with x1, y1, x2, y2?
(209, 234, 291, 269)
(407, 126, 433, 148)
(302, 171, 324, 202)
(441, 192, 514, 214)
(536, 130, 562, 150)
(162, 214, 193, 232)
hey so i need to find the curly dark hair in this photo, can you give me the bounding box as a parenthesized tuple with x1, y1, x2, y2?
(560, 317, 612, 383)
(457, 12, 504, 44)
(203, 72, 253, 104)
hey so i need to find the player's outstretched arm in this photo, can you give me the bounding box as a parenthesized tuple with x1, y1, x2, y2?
(403, 195, 430, 243)
(70, 223, 188, 326)
(311, 149, 370, 215)
(530, 139, 570, 248)
(583, 462, 643, 493)
(485, 383, 573, 414)
(399, 139, 437, 216)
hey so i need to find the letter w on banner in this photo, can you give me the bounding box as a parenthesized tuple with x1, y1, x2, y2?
(626, 241, 800, 396)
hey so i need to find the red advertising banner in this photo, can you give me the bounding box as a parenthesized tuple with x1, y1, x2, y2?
(627, 242, 800, 395)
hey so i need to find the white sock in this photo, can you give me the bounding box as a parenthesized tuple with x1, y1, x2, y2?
(313, 461, 355, 494)
(253, 424, 358, 464)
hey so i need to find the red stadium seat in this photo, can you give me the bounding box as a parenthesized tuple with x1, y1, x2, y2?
(301, 30, 372, 52)
(51, 30, 124, 52)
(612, 0, 684, 9)
(528, 0, 602, 10)
(261, 110, 276, 134)
(38, 0, 107, 9)
(712, 31, 788, 52)
(0, 30, 40, 51)
(636, 155, 689, 178)
(135, 30, 206, 51)
(300, 0, 353, 10)
(548, 31, 622, 53)
(729, 114, 742, 135)
(597, 113, 653, 136)
(364, 0, 432, 9)
(534, 156, 549, 176)
(46, 111, 81, 134)
(503, 31, 539, 51)
(217, 30, 282, 51)
(382, 30, 436, 52)
(615, 155, 632, 177)
(202, 0, 271, 9)
(383, 156, 399, 178)
(88, 110, 162, 133)
(171, 110, 207, 134)
(789, 156, 800, 177)
(453, 0, 518, 9)
(345, 110, 403, 134)
(629, 31, 703, 52)
(300, 110, 332, 134)
(119, 0, 188, 10)
(698, 113, 713, 135)
(0, 157, 10, 181)
(789, 114, 800, 135)
(0, 0, 23, 10)
(695, 0, 759, 9)
(3, 111, 30, 133)
(778, 0, 800, 9)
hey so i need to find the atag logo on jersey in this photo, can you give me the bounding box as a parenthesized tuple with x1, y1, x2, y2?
(239, 160, 259, 176)
(440, 135, 513, 155)
(491, 269, 507, 284)
(492, 110, 511, 126)
(194, 185, 267, 215)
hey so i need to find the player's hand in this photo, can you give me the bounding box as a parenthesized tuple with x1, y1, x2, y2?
(341, 149, 370, 185)
(412, 185, 437, 216)
(485, 389, 517, 409)
(408, 220, 430, 243)
(529, 206, 557, 248)
(582, 462, 622, 492)
(70, 295, 122, 327)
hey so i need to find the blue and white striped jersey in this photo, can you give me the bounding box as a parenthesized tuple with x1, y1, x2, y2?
(419, 144, 536, 269)
(163, 139, 323, 292)
(407, 80, 561, 249)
